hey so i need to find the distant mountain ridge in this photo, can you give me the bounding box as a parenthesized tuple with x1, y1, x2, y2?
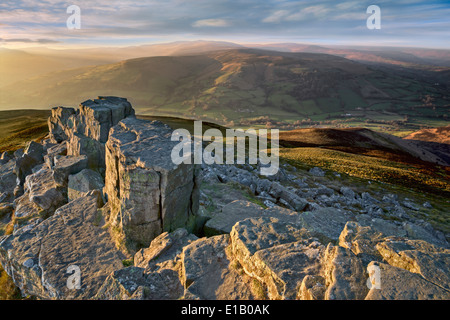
(1, 42, 449, 129)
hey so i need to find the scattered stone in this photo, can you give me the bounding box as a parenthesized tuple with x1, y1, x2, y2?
(423, 202, 433, 209)
(403, 200, 420, 211)
(340, 187, 356, 200)
(309, 167, 325, 177)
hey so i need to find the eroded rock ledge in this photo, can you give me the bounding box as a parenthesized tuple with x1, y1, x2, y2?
(104, 117, 199, 250)
(0, 96, 448, 300)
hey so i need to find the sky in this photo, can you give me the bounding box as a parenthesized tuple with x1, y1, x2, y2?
(0, 0, 449, 49)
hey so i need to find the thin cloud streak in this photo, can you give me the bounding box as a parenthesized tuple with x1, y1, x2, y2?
(0, 0, 448, 48)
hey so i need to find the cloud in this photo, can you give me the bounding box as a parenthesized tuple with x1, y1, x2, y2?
(0, 0, 448, 48)
(192, 19, 230, 28)
(262, 10, 289, 23)
(0, 38, 60, 43)
(285, 5, 331, 21)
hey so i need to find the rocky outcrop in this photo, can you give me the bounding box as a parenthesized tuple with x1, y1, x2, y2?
(375, 238, 450, 291)
(1, 96, 449, 301)
(49, 96, 135, 169)
(365, 262, 449, 300)
(0, 191, 125, 299)
(95, 203, 449, 301)
(104, 117, 199, 250)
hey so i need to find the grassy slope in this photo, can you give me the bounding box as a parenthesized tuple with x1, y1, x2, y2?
(0, 110, 448, 299)
(1, 49, 448, 132)
(0, 110, 51, 153)
(279, 147, 449, 195)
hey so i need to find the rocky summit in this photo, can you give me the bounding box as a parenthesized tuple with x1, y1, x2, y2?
(0, 96, 449, 300)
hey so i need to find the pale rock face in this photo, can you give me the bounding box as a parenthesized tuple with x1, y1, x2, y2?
(104, 117, 199, 249)
(0, 191, 124, 299)
(296, 207, 354, 242)
(339, 221, 385, 257)
(12, 166, 67, 232)
(204, 200, 264, 236)
(48, 96, 135, 169)
(48, 107, 76, 143)
(0, 159, 16, 203)
(375, 238, 450, 291)
(68, 168, 104, 202)
(365, 262, 450, 300)
(67, 133, 105, 169)
(180, 234, 257, 300)
(134, 228, 198, 271)
(321, 244, 369, 300)
(52, 155, 88, 187)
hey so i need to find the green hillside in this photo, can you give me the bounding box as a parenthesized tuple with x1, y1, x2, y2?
(1, 49, 448, 131)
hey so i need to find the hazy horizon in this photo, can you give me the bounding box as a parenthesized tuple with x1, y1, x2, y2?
(1, 0, 450, 50)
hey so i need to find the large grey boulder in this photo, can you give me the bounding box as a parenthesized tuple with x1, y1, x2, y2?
(13, 141, 45, 187)
(48, 107, 76, 143)
(68, 169, 104, 202)
(12, 166, 67, 231)
(365, 262, 449, 300)
(48, 97, 135, 169)
(204, 200, 264, 236)
(52, 155, 88, 187)
(0, 191, 124, 299)
(181, 234, 257, 300)
(0, 159, 16, 203)
(104, 117, 199, 250)
(376, 238, 450, 291)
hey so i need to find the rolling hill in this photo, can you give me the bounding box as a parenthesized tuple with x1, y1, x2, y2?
(1, 47, 449, 131)
(404, 126, 450, 144)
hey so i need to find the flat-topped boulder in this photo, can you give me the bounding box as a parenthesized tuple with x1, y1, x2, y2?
(104, 117, 199, 251)
(78, 96, 134, 143)
(48, 96, 135, 169)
